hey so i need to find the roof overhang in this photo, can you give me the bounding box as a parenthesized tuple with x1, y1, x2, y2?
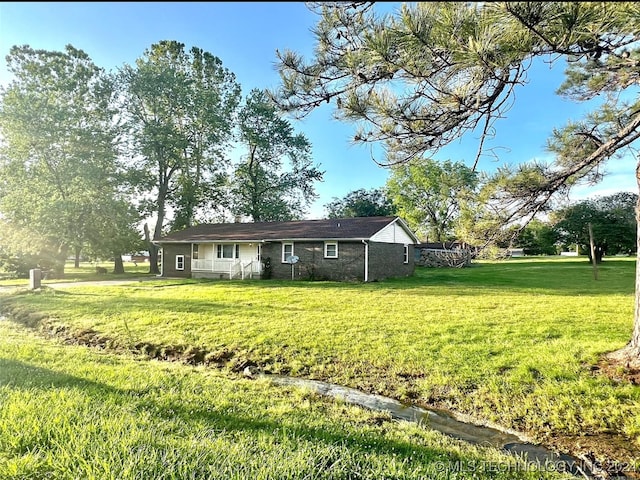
(390, 217, 420, 244)
(153, 238, 370, 245)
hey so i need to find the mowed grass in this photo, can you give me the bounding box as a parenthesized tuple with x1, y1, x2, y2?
(1, 257, 639, 459)
(0, 261, 152, 286)
(0, 322, 569, 480)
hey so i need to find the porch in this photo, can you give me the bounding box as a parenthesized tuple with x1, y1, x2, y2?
(190, 242, 263, 280)
(191, 258, 262, 279)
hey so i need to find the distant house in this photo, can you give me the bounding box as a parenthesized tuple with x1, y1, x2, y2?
(122, 253, 149, 263)
(154, 216, 419, 282)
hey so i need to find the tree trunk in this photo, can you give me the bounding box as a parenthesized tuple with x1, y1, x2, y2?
(608, 160, 640, 366)
(148, 243, 159, 274)
(586, 244, 605, 263)
(588, 246, 605, 263)
(112, 252, 124, 274)
(145, 223, 160, 275)
(151, 216, 163, 275)
(148, 185, 168, 275)
(74, 245, 81, 268)
(629, 180, 640, 355)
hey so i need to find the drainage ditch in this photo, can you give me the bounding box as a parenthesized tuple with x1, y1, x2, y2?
(260, 374, 611, 479)
(0, 307, 627, 479)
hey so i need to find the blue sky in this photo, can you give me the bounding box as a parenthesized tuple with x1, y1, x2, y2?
(0, 2, 636, 220)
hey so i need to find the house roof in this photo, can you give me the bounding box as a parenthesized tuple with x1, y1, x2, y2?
(155, 216, 418, 243)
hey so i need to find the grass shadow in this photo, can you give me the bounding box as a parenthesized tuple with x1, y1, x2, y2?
(0, 358, 127, 396)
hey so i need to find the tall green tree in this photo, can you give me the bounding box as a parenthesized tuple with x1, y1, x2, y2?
(272, 2, 640, 364)
(231, 89, 323, 222)
(0, 44, 135, 276)
(324, 188, 395, 219)
(515, 219, 558, 256)
(552, 192, 637, 262)
(386, 159, 478, 242)
(120, 40, 241, 273)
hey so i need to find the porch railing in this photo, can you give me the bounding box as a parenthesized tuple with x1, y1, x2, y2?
(241, 260, 262, 279)
(192, 259, 237, 272)
(229, 260, 242, 279)
(192, 258, 263, 279)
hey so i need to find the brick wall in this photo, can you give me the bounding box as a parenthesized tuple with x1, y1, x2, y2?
(262, 241, 366, 281)
(367, 242, 415, 281)
(161, 244, 191, 278)
(262, 240, 415, 282)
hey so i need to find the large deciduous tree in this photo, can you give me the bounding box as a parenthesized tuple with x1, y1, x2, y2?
(515, 219, 559, 256)
(324, 188, 395, 219)
(231, 89, 323, 222)
(119, 40, 241, 273)
(553, 192, 638, 262)
(0, 44, 137, 277)
(272, 2, 640, 364)
(386, 158, 478, 242)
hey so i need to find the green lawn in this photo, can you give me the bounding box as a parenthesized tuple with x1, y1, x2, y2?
(0, 323, 568, 479)
(1, 256, 639, 474)
(0, 260, 153, 286)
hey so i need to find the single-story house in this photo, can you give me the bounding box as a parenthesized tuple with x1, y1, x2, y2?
(154, 216, 419, 282)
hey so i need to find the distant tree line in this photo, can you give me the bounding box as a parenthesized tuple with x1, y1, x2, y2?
(326, 182, 637, 263)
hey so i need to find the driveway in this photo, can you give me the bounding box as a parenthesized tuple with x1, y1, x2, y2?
(0, 276, 166, 292)
(44, 277, 163, 288)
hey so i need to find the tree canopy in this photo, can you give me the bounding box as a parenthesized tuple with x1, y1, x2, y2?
(231, 89, 323, 222)
(552, 192, 638, 262)
(0, 44, 139, 276)
(119, 40, 242, 273)
(273, 2, 640, 219)
(386, 158, 478, 242)
(324, 188, 394, 219)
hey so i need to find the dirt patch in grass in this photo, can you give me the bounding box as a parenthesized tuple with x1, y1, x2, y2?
(595, 357, 640, 386)
(545, 433, 640, 479)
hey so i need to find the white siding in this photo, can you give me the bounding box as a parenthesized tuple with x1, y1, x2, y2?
(370, 221, 416, 244)
(238, 243, 261, 262)
(200, 244, 214, 260)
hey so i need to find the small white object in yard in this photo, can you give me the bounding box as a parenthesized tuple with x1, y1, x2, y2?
(243, 366, 256, 378)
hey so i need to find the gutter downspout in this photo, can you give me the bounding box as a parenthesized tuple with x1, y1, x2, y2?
(155, 243, 163, 277)
(362, 240, 369, 282)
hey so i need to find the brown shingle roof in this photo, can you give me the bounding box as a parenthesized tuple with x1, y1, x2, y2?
(156, 216, 402, 243)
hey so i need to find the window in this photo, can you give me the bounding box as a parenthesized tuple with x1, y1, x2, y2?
(403, 245, 409, 264)
(217, 244, 237, 259)
(324, 242, 338, 258)
(192, 244, 199, 260)
(282, 243, 294, 263)
(176, 254, 185, 271)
